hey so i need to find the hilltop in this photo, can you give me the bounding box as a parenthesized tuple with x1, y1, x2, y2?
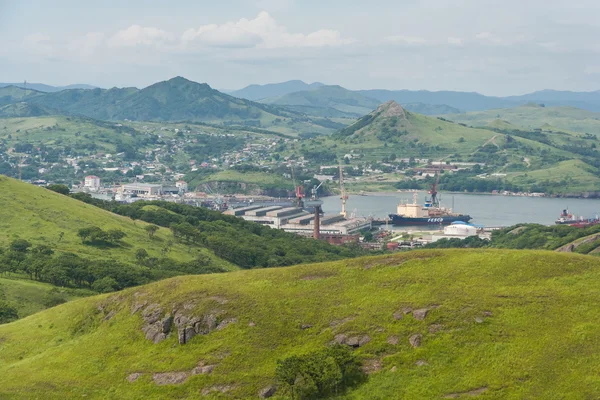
(2, 249, 600, 398)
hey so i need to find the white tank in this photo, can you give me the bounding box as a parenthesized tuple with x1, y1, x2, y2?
(443, 223, 477, 237)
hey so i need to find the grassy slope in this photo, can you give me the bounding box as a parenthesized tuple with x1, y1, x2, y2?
(0, 176, 234, 269)
(0, 278, 92, 319)
(0, 115, 137, 152)
(441, 104, 600, 135)
(2, 250, 600, 398)
(508, 159, 600, 192)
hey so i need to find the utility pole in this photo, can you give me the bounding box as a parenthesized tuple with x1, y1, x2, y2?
(339, 163, 348, 218)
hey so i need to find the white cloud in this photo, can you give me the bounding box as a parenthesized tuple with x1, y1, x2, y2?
(182, 12, 352, 49)
(447, 37, 463, 46)
(22, 33, 53, 55)
(385, 35, 427, 46)
(109, 25, 175, 47)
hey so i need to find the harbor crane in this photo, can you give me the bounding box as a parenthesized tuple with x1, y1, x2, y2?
(290, 165, 304, 208)
(311, 180, 324, 200)
(429, 170, 441, 208)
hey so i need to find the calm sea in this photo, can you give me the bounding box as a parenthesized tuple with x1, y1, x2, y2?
(321, 192, 600, 228)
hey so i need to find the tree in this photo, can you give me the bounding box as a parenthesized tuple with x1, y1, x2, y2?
(46, 184, 70, 195)
(92, 277, 119, 293)
(145, 224, 159, 239)
(58, 232, 64, 242)
(10, 239, 31, 253)
(0, 301, 18, 324)
(107, 229, 126, 244)
(77, 227, 95, 243)
(135, 248, 149, 263)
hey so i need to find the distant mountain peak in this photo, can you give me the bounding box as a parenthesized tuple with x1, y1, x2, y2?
(376, 100, 407, 119)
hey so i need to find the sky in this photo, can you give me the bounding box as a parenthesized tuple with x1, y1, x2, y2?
(1, 0, 599, 96)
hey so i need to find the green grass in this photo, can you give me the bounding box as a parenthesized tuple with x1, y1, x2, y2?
(0, 277, 93, 319)
(2, 249, 600, 398)
(0, 176, 234, 269)
(0, 115, 138, 152)
(441, 104, 600, 135)
(508, 159, 600, 192)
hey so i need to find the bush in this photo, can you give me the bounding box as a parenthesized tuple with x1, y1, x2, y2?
(92, 277, 119, 293)
(275, 345, 365, 399)
(0, 301, 18, 324)
(42, 289, 67, 308)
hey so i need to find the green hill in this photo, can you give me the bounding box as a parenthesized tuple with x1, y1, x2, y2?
(440, 104, 600, 135)
(1, 249, 600, 398)
(0, 86, 45, 107)
(260, 85, 382, 116)
(3, 78, 343, 136)
(0, 176, 232, 267)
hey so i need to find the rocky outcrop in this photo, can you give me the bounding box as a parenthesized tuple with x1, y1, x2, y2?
(132, 297, 235, 345)
(152, 372, 189, 385)
(334, 334, 371, 348)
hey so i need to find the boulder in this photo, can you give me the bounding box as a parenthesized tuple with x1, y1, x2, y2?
(387, 336, 399, 345)
(216, 318, 238, 331)
(409, 334, 422, 348)
(259, 385, 277, 399)
(126, 373, 143, 383)
(413, 308, 429, 321)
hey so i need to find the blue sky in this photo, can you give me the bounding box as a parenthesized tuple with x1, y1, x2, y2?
(1, 0, 599, 95)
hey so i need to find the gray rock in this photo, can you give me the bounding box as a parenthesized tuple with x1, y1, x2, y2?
(300, 324, 313, 330)
(184, 326, 196, 343)
(387, 336, 399, 345)
(161, 316, 173, 334)
(402, 307, 413, 315)
(415, 359, 428, 367)
(333, 334, 347, 344)
(195, 314, 218, 334)
(216, 318, 237, 331)
(178, 328, 186, 345)
(103, 310, 117, 321)
(152, 372, 189, 385)
(201, 365, 215, 374)
(413, 308, 429, 321)
(393, 311, 403, 321)
(409, 334, 422, 348)
(259, 385, 277, 399)
(142, 304, 163, 324)
(248, 321, 256, 327)
(151, 332, 167, 344)
(359, 335, 371, 347)
(126, 373, 143, 383)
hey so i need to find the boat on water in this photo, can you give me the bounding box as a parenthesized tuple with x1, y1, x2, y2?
(555, 209, 599, 227)
(389, 173, 471, 226)
(389, 192, 472, 226)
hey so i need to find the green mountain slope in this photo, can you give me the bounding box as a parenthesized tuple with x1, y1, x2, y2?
(0, 86, 45, 107)
(440, 104, 600, 135)
(0, 176, 229, 267)
(261, 85, 382, 116)
(4, 78, 343, 136)
(1, 250, 600, 398)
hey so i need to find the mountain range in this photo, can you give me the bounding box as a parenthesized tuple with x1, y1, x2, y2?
(0, 82, 98, 92)
(0, 78, 345, 136)
(233, 81, 600, 113)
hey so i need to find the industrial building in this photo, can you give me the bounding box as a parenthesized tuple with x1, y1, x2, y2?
(119, 183, 181, 196)
(224, 205, 371, 244)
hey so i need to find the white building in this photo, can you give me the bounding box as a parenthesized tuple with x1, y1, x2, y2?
(176, 180, 188, 192)
(84, 175, 101, 191)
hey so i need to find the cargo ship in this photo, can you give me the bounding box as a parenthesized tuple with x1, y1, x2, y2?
(389, 192, 472, 226)
(555, 209, 599, 227)
(389, 175, 471, 226)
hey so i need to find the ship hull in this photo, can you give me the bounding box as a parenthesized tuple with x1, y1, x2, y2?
(389, 214, 472, 226)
